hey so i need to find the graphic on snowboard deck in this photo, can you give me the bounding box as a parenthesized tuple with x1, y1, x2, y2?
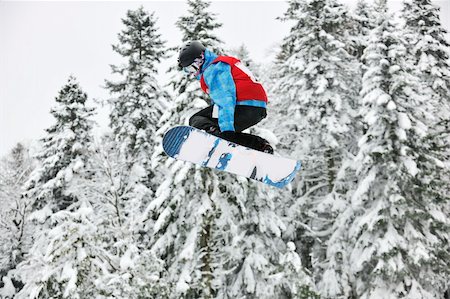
(162, 126, 301, 188)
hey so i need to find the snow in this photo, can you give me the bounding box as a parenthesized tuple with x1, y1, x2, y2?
(65, 168, 74, 182)
(368, 286, 397, 299)
(406, 281, 436, 299)
(179, 228, 197, 261)
(130, 164, 146, 181)
(151, 180, 172, 210)
(71, 142, 83, 153)
(364, 110, 378, 125)
(283, 242, 302, 273)
(320, 269, 341, 298)
(72, 159, 84, 172)
(386, 100, 397, 110)
(315, 76, 329, 94)
(252, 127, 279, 146)
(153, 206, 172, 234)
(120, 247, 135, 271)
(396, 127, 407, 140)
(0, 276, 16, 298)
(176, 268, 191, 294)
(431, 156, 445, 168)
(243, 261, 256, 293)
(351, 168, 376, 207)
(429, 208, 447, 223)
(61, 262, 78, 297)
(77, 204, 93, 218)
(402, 157, 418, 176)
(398, 112, 411, 129)
(173, 164, 191, 185)
(376, 93, 391, 105)
(376, 222, 404, 257)
(28, 205, 53, 223)
(287, 241, 296, 252)
(77, 246, 87, 262)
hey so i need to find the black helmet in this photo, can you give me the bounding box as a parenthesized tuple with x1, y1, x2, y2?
(178, 41, 206, 68)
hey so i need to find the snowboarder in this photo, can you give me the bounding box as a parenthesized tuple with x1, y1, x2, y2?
(178, 41, 274, 154)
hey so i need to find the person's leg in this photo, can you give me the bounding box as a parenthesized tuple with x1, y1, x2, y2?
(233, 106, 267, 132)
(190, 105, 273, 153)
(189, 106, 220, 134)
(219, 105, 273, 153)
(190, 105, 265, 132)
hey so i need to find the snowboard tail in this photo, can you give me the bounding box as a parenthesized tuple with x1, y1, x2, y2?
(162, 126, 301, 188)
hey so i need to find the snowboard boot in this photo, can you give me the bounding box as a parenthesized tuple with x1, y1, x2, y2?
(260, 141, 274, 154)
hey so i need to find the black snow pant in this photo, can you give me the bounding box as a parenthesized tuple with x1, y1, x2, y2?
(189, 105, 269, 151)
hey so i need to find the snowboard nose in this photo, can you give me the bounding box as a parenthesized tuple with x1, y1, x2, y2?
(162, 126, 193, 158)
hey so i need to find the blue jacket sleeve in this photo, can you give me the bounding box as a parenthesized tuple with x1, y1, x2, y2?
(203, 62, 236, 132)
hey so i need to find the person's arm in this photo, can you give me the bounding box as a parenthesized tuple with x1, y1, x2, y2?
(204, 62, 236, 132)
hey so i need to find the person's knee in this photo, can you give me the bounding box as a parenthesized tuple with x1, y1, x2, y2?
(189, 115, 218, 134)
(262, 108, 267, 119)
(189, 115, 199, 128)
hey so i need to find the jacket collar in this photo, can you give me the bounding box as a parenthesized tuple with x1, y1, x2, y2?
(196, 49, 218, 80)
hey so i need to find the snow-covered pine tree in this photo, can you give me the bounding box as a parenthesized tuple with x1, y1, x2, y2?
(0, 144, 34, 270)
(401, 1, 450, 224)
(94, 237, 171, 298)
(351, 0, 376, 61)
(105, 6, 168, 191)
(211, 183, 318, 298)
(12, 76, 96, 297)
(401, 6, 450, 297)
(100, 10, 171, 289)
(14, 199, 109, 298)
(23, 75, 95, 212)
(341, 0, 450, 297)
(402, 0, 450, 129)
(175, 0, 223, 52)
(0, 143, 34, 297)
(274, 0, 359, 185)
(15, 133, 171, 298)
(275, 0, 301, 63)
(72, 139, 172, 298)
(145, 166, 223, 298)
(273, 0, 360, 294)
(77, 134, 143, 231)
(17, 211, 161, 299)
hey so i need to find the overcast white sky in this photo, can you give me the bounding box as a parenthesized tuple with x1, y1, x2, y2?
(1, 0, 449, 156)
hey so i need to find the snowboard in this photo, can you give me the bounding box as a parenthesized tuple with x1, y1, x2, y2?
(162, 126, 301, 188)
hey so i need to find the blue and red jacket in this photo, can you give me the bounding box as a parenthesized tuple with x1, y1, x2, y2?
(196, 49, 268, 132)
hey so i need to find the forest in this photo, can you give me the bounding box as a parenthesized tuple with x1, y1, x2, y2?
(0, 0, 449, 298)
